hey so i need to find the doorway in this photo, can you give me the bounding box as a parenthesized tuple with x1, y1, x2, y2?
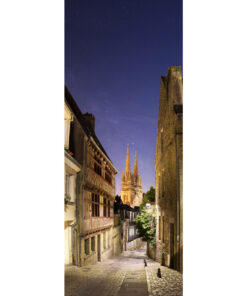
(161, 253, 165, 266)
(170, 223, 174, 269)
(97, 234, 101, 261)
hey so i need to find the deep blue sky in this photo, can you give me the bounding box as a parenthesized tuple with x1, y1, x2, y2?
(65, 0, 182, 195)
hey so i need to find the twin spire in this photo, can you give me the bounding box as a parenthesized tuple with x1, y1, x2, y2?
(125, 145, 131, 175)
(134, 150, 138, 176)
(124, 145, 139, 176)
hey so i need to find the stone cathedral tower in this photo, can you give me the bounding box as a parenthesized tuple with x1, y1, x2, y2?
(121, 146, 143, 207)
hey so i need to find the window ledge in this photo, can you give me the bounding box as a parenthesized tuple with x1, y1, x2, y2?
(65, 201, 75, 205)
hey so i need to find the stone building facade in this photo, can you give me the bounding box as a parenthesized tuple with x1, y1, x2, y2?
(64, 101, 82, 265)
(112, 215, 123, 257)
(121, 146, 143, 207)
(65, 87, 118, 266)
(155, 66, 183, 273)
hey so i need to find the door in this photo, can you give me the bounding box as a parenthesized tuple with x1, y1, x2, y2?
(170, 223, 174, 269)
(97, 234, 101, 261)
(162, 253, 165, 266)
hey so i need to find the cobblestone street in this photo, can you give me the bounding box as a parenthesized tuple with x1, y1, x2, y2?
(65, 244, 182, 296)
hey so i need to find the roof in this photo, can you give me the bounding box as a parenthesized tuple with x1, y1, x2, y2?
(65, 86, 111, 162)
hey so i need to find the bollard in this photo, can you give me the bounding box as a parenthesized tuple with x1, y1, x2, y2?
(144, 259, 147, 267)
(157, 268, 162, 278)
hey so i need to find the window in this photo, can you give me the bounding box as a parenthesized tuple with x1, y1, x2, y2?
(108, 200, 110, 217)
(105, 173, 112, 184)
(129, 227, 134, 237)
(103, 198, 107, 217)
(105, 167, 111, 174)
(94, 155, 102, 165)
(105, 167, 112, 184)
(65, 174, 76, 202)
(84, 239, 89, 255)
(92, 193, 100, 217)
(91, 237, 95, 252)
(94, 155, 102, 176)
(94, 162, 101, 176)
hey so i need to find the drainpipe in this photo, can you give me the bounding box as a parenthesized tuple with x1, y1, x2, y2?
(70, 171, 80, 266)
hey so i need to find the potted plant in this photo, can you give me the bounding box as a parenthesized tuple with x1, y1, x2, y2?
(64, 194, 71, 204)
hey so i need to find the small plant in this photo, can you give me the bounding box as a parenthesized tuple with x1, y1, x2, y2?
(134, 206, 156, 247)
(118, 217, 123, 227)
(64, 195, 71, 204)
(64, 147, 74, 156)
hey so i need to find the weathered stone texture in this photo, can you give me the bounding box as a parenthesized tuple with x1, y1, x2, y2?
(155, 66, 183, 272)
(112, 225, 123, 256)
(65, 87, 118, 267)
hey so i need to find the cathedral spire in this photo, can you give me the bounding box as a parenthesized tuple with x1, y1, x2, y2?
(133, 151, 138, 176)
(125, 145, 131, 176)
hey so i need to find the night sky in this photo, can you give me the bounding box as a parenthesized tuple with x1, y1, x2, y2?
(65, 0, 182, 195)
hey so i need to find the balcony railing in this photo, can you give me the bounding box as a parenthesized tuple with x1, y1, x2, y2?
(82, 217, 113, 235)
(86, 168, 115, 198)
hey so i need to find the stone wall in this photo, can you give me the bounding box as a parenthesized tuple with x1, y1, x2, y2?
(112, 225, 123, 256)
(80, 228, 113, 266)
(147, 241, 156, 260)
(155, 66, 183, 272)
(126, 237, 143, 250)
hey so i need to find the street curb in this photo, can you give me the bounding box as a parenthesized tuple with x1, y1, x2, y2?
(145, 267, 152, 296)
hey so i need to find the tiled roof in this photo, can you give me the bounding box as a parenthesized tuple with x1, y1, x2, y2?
(65, 86, 111, 161)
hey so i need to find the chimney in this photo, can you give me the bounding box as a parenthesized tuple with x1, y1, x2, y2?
(83, 113, 95, 131)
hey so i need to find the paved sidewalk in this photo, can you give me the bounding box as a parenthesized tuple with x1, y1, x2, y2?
(65, 260, 125, 296)
(145, 258, 183, 296)
(65, 244, 182, 296)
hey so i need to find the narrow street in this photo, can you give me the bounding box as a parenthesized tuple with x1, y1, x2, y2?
(65, 244, 183, 296)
